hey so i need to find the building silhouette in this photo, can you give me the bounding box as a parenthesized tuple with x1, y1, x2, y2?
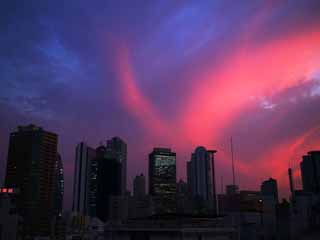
(300, 151, 320, 193)
(4, 124, 60, 237)
(187, 147, 217, 201)
(177, 179, 188, 196)
(133, 174, 146, 198)
(0, 188, 21, 240)
(72, 142, 97, 216)
(106, 137, 127, 195)
(96, 145, 122, 222)
(261, 178, 278, 203)
(149, 148, 176, 213)
(54, 154, 64, 216)
(225, 184, 239, 196)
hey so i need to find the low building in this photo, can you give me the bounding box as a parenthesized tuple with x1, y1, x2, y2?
(106, 215, 238, 240)
(0, 188, 22, 240)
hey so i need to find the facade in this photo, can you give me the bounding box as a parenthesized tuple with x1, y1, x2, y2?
(149, 148, 176, 213)
(96, 145, 122, 222)
(109, 196, 129, 222)
(106, 137, 127, 195)
(0, 189, 21, 240)
(4, 124, 60, 237)
(300, 151, 320, 193)
(54, 154, 64, 216)
(133, 174, 146, 198)
(106, 216, 238, 240)
(72, 142, 97, 216)
(261, 178, 278, 203)
(187, 147, 217, 211)
(129, 196, 153, 219)
(226, 185, 239, 196)
(177, 179, 188, 196)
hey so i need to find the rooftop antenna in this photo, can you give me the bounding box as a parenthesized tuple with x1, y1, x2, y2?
(231, 137, 236, 186)
(288, 167, 296, 210)
(221, 176, 224, 194)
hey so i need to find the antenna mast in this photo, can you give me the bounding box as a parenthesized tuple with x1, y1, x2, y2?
(231, 137, 236, 186)
(221, 176, 224, 194)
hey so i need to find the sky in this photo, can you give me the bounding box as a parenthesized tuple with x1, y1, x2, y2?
(1, 0, 320, 209)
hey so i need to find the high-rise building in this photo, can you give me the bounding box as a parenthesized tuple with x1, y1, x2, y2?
(54, 154, 64, 216)
(300, 151, 320, 193)
(187, 147, 217, 202)
(149, 148, 176, 213)
(72, 142, 97, 216)
(261, 178, 278, 203)
(133, 174, 146, 198)
(106, 137, 127, 195)
(96, 145, 122, 222)
(4, 124, 60, 237)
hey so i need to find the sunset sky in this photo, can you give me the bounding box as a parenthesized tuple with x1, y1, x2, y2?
(1, 0, 320, 208)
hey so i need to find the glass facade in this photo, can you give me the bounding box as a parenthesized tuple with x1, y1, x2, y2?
(149, 148, 176, 214)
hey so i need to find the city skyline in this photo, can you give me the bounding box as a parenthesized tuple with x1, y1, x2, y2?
(1, 123, 320, 209)
(1, 123, 320, 239)
(1, 0, 320, 211)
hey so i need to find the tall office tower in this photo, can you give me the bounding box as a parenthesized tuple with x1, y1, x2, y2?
(72, 142, 97, 216)
(187, 147, 217, 201)
(133, 174, 146, 198)
(96, 145, 122, 222)
(106, 137, 127, 195)
(88, 154, 98, 217)
(54, 154, 64, 216)
(300, 151, 320, 193)
(149, 148, 176, 213)
(261, 178, 278, 203)
(4, 124, 59, 237)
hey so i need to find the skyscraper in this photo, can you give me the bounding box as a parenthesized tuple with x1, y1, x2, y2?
(187, 147, 217, 201)
(54, 154, 64, 216)
(261, 178, 278, 203)
(300, 151, 320, 193)
(133, 174, 146, 198)
(96, 145, 122, 222)
(106, 137, 127, 195)
(4, 124, 60, 237)
(72, 142, 97, 216)
(149, 148, 176, 213)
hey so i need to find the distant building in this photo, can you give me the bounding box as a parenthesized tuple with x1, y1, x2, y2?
(300, 151, 320, 193)
(96, 145, 122, 222)
(133, 174, 146, 198)
(106, 215, 239, 240)
(177, 179, 188, 196)
(109, 196, 129, 222)
(0, 188, 21, 240)
(128, 195, 153, 219)
(226, 184, 239, 196)
(106, 137, 127, 195)
(4, 124, 60, 237)
(149, 148, 176, 213)
(54, 154, 64, 216)
(187, 147, 217, 214)
(72, 142, 97, 216)
(239, 190, 262, 212)
(261, 178, 278, 203)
